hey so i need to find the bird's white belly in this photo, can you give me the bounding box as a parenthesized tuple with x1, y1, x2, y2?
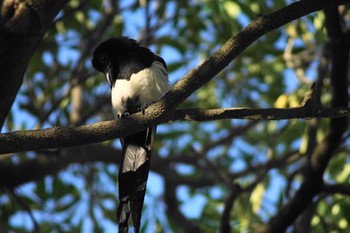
(111, 61, 171, 118)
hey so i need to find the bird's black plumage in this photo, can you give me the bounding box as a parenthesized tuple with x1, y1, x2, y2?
(92, 37, 166, 85)
(92, 36, 170, 233)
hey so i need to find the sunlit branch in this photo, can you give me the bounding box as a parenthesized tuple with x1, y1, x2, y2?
(1, 0, 349, 154)
(323, 184, 350, 196)
(1, 82, 349, 154)
(0, 101, 349, 155)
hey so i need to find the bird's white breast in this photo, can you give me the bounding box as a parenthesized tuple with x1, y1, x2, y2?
(111, 61, 171, 117)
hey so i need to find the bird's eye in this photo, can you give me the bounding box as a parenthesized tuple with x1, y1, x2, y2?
(100, 55, 107, 63)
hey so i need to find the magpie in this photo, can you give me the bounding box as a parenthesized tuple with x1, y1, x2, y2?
(91, 36, 171, 233)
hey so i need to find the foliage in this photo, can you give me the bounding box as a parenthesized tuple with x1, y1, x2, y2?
(0, 1, 349, 233)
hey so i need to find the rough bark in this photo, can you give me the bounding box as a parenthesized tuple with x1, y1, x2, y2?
(0, 0, 69, 129)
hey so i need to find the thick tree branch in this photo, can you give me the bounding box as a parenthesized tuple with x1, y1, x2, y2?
(0, 145, 299, 191)
(0, 144, 218, 189)
(0, 145, 121, 188)
(0, 91, 348, 154)
(1, 0, 348, 153)
(0, 0, 69, 129)
(162, 0, 350, 108)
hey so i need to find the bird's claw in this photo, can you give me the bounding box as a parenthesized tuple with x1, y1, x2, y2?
(117, 112, 130, 118)
(137, 106, 146, 115)
(117, 105, 146, 118)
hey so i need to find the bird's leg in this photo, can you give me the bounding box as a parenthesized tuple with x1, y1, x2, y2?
(137, 104, 147, 115)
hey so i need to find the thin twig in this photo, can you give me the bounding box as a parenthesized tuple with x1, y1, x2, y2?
(9, 189, 42, 233)
(219, 183, 241, 233)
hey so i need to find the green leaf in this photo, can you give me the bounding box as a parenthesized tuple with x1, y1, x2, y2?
(223, 1, 241, 19)
(250, 183, 265, 214)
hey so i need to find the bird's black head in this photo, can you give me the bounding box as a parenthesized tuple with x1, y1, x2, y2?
(91, 36, 154, 86)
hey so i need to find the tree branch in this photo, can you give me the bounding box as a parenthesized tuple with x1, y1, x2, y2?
(219, 184, 242, 233)
(323, 184, 350, 195)
(0, 87, 349, 154)
(255, 6, 349, 233)
(0, 149, 300, 191)
(9, 188, 42, 233)
(164, 181, 203, 233)
(0, 0, 69, 129)
(0, 144, 219, 189)
(162, 0, 350, 108)
(0, 145, 121, 188)
(1, 0, 348, 153)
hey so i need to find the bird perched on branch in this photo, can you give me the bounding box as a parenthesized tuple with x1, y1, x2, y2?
(92, 36, 171, 233)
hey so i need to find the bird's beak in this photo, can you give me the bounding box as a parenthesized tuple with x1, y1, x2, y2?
(105, 64, 113, 86)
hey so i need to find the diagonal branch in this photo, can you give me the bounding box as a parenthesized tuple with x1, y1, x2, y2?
(0, 86, 349, 155)
(0, 0, 69, 129)
(1, 0, 349, 154)
(8, 188, 42, 233)
(254, 6, 349, 233)
(162, 0, 350, 108)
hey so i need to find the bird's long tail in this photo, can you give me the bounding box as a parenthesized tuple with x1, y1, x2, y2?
(117, 127, 156, 233)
